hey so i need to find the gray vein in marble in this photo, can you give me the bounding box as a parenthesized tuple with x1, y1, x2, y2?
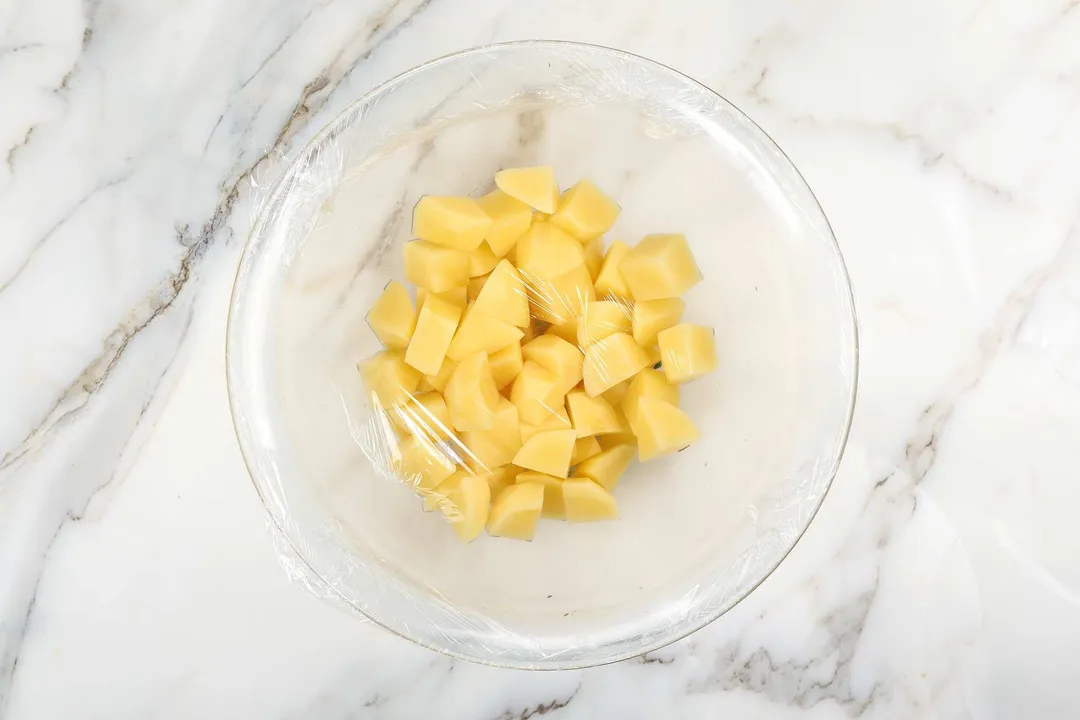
(489, 682, 581, 720)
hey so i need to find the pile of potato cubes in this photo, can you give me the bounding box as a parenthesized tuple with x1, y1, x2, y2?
(359, 166, 717, 543)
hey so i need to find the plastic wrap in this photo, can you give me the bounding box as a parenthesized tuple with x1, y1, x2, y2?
(228, 41, 857, 668)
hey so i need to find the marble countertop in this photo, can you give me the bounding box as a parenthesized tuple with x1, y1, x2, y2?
(3, 0, 1080, 717)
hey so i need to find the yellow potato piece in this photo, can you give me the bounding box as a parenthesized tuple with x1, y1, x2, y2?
(528, 264, 596, 325)
(366, 281, 416, 349)
(632, 298, 685, 347)
(582, 332, 651, 396)
(413, 195, 491, 251)
(562, 478, 619, 522)
(468, 242, 501, 277)
(395, 434, 457, 490)
(544, 315, 579, 345)
(628, 396, 701, 462)
(466, 273, 489, 302)
(417, 285, 467, 310)
(487, 482, 544, 540)
(577, 299, 632, 349)
(619, 233, 703, 301)
(601, 379, 630, 407)
(642, 343, 662, 367)
(486, 465, 520, 500)
(583, 237, 604, 281)
(593, 240, 633, 301)
(515, 471, 567, 519)
(574, 444, 635, 492)
(419, 357, 457, 393)
(461, 398, 522, 470)
(403, 241, 469, 293)
(512, 429, 576, 478)
(522, 334, 583, 396)
(476, 189, 533, 257)
(472, 259, 530, 328)
(569, 436, 602, 466)
(622, 368, 680, 426)
(444, 351, 500, 431)
(488, 342, 523, 390)
(657, 323, 718, 384)
(445, 473, 491, 542)
(510, 360, 564, 425)
(446, 304, 523, 361)
(520, 403, 572, 444)
(515, 223, 586, 281)
(549, 178, 620, 241)
(404, 295, 462, 375)
(566, 389, 623, 437)
(423, 469, 468, 511)
(389, 391, 452, 438)
(358, 350, 422, 407)
(494, 165, 559, 214)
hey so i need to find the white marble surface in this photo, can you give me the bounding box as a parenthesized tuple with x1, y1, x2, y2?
(2, 0, 1080, 717)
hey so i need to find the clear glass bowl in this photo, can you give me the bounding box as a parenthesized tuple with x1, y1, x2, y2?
(227, 41, 857, 669)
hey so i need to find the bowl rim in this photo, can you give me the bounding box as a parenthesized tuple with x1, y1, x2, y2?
(226, 38, 860, 670)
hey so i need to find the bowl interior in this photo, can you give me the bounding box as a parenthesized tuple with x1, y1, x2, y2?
(228, 42, 856, 668)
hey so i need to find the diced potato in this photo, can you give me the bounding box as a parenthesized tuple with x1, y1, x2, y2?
(522, 334, 583, 396)
(643, 344, 662, 367)
(577, 299, 632, 349)
(417, 285, 467, 309)
(512, 429, 576, 478)
(515, 471, 566, 519)
(472, 259, 530, 328)
(528, 264, 595, 325)
(461, 398, 522, 470)
(420, 358, 457, 393)
(510, 360, 564, 425)
(619, 233, 703, 301)
(566, 389, 622, 437)
(628, 397, 701, 461)
(549, 178, 620, 241)
(582, 332, 651, 396)
(593, 240, 632, 301)
(574, 444, 635, 491)
(422, 469, 468, 511)
(446, 304, 523, 361)
(515, 223, 586, 281)
(494, 166, 559, 214)
(404, 295, 462, 375)
(366, 281, 416, 349)
(389, 391, 452, 437)
(404, 241, 469, 293)
(468, 242, 501, 277)
(466, 273, 489, 302)
(444, 352, 500, 431)
(598, 430, 637, 450)
(583, 237, 604, 281)
(488, 342, 523, 390)
(632, 298, 685, 347)
(394, 434, 457, 490)
(544, 315, 579, 345)
(520, 403, 572, 444)
(413, 196, 491, 251)
(445, 474, 491, 542)
(358, 350, 422, 407)
(622, 368, 680, 426)
(562, 478, 619, 521)
(569, 436, 602, 466)
(476, 189, 533, 256)
(657, 323, 718, 384)
(486, 465, 520, 500)
(487, 482, 544, 540)
(601, 380, 630, 407)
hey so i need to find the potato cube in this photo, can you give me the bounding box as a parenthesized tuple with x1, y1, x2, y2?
(476, 189, 533, 256)
(394, 434, 457, 490)
(466, 273, 489, 302)
(486, 465, 520, 500)
(569, 436, 602, 466)
(461, 398, 522, 470)
(488, 342, 523, 390)
(593, 240, 632, 301)
(522, 334, 583, 396)
(657, 323, 718, 384)
(358, 350, 422, 407)
(389, 391, 452, 437)
(562, 478, 619, 521)
(515, 471, 566, 519)
(566, 389, 622, 437)
(622, 368, 680, 426)
(419, 358, 457, 393)
(494, 165, 559, 213)
(444, 352, 500, 431)
(510, 361, 564, 425)
(643, 343, 662, 367)
(512, 429, 576, 478)
(601, 380, 630, 407)
(404, 241, 469, 293)
(404, 295, 462, 375)
(597, 406, 638, 449)
(515, 223, 586, 281)
(417, 285, 467, 310)
(544, 315, 579, 345)
(582, 332, 651, 396)
(366, 281, 416, 349)
(468, 242, 500, 277)
(583, 237, 604, 281)
(528, 264, 595, 325)
(487, 482, 544, 540)
(412, 196, 491, 251)
(444, 473, 491, 542)
(574, 444, 634, 491)
(422, 468, 468, 511)
(619, 234, 702, 301)
(628, 397, 701, 461)
(472, 259, 530, 328)
(550, 178, 620, 241)
(520, 403, 572, 444)
(632, 298, 685, 347)
(446, 304, 523, 361)
(577, 299, 632, 349)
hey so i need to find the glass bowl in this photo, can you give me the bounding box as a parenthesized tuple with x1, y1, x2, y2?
(227, 40, 857, 669)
